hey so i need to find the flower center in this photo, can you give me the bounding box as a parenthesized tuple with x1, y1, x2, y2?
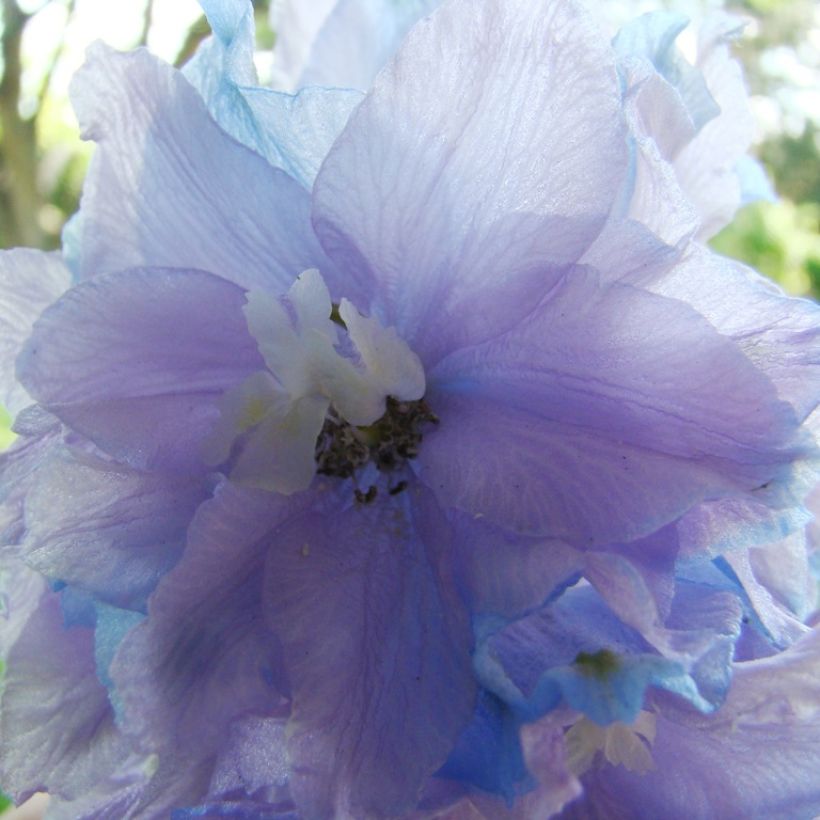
(315, 397, 439, 487)
(204, 269, 428, 496)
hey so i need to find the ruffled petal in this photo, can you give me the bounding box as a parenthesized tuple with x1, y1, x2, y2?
(18, 267, 264, 472)
(476, 584, 711, 726)
(650, 245, 820, 421)
(0, 250, 70, 415)
(186, 0, 363, 191)
(672, 15, 758, 239)
(69, 43, 333, 293)
(264, 494, 474, 818)
(565, 627, 820, 819)
(424, 268, 802, 544)
(313, 0, 628, 364)
(0, 591, 134, 803)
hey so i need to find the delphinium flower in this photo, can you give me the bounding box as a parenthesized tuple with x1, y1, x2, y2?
(1, 0, 819, 818)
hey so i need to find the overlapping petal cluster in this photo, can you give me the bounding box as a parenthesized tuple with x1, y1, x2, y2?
(1, 0, 819, 817)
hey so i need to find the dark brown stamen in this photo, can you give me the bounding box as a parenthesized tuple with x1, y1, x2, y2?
(314, 397, 438, 482)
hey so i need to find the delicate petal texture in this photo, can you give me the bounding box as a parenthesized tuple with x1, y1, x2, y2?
(724, 549, 809, 650)
(0, 560, 46, 657)
(264, 498, 475, 817)
(18, 267, 264, 471)
(563, 628, 820, 819)
(0, 591, 133, 803)
(649, 245, 820, 421)
(1, 0, 818, 816)
(0, 425, 61, 549)
(619, 60, 699, 246)
(187, 0, 363, 190)
(22, 450, 207, 610)
(270, 0, 340, 91)
(69, 43, 333, 294)
(313, 0, 628, 363)
(425, 268, 801, 544)
(748, 531, 817, 621)
(0, 250, 70, 414)
(476, 585, 710, 725)
(674, 15, 758, 240)
(207, 715, 292, 805)
(110, 481, 302, 815)
(300, 0, 439, 91)
(447, 508, 583, 621)
(613, 12, 719, 132)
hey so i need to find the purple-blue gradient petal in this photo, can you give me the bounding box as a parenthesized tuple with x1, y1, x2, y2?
(424, 267, 806, 544)
(561, 628, 820, 819)
(109, 481, 300, 811)
(1, 0, 819, 815)
(263, 494, 474, 817)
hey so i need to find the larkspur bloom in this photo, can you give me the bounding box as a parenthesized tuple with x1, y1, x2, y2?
(1, 0, 820, 818)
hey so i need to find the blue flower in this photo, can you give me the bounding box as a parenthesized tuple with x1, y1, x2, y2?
(1, 0, 819, 817)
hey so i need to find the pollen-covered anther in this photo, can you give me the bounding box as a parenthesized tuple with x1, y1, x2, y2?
(314, 396, 439, 484)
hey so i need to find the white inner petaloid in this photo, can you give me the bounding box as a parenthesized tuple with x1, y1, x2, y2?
(203, 269, 426, 494)
(565, 711, 657, 776)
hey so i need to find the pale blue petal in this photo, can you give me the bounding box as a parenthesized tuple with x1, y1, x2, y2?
(301, 0, 439, 91)
(186, 0, 363, 189)
(614, 12, 719, 130)
(565, 628, 820, 819)
(69, 43, 333, 293)
(0, 592, 134, 803)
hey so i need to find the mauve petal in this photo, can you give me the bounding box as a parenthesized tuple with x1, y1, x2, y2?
(312, 0, 628, 364)
(724, 549, 809, 650)
(69, 42, 333, 293)
(18, 267, 264, 472)
(22, 449, 208, 610)
(748, 530, 817, 620)
(0, 249, 70, 415)
(264, 495, 475, 818)
(0, 591, 133, 803)
(424, 267, 803, 544)
(207, 715, 292, 805)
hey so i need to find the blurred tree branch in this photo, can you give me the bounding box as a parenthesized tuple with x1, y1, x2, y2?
(0, 0, 43, 248)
